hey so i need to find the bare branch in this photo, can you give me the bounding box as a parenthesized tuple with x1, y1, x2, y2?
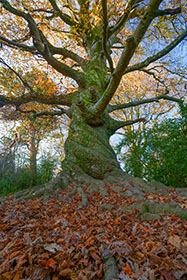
(110, 6, 182, 48)
(140, 68, 167, 88)
(41, 43, 86, 86)
(108, 93, 183, 113)
(0, 57, 36, 93)
(124, 29, 187, 74)
(0, 57, 79, 109)
(0, 35, 36, 53)
(108, 0, 138, 37)
(0, 90, 76, 108)
(156, 7, 181, 17)
(101, 0, 114, 72)
(16, 107, 36, 114)
(30, 9, 54, 14)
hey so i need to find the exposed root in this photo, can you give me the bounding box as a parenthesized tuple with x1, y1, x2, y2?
(76, 186, 89, 207)
(1, 167, 187, 207)
(102, 248, 119, 280)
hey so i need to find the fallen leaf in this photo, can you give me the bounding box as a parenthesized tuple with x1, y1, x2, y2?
(90, 251, 100, 261)
(0, 241, 14, 258)
(60, 260, 68, 269)
(59, 268, 72, 277)
(115, 217, 120, 224)
(85, 235, 95, 247)
(44, 243, 63, 253)
(123, 265, 132, 275)
(45, 258, 57, 269)
(168, 235, 181, 249)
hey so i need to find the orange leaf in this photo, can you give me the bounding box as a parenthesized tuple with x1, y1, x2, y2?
(136, 252, 144, 259)
(13, 273, 21, 280)
(85, 235, 95, 247)
(60, 260, 68, 269)
(45, 258, 57, 269)
(115, 217, 119, 224)
(168, 235, 181, 249)
(77, 271, 87, 280)
(97, 263, 103, 278)
(145, 241, 155, 250)
(2, 272, 14, 280)
(15, 254, 27, 269)
(57, 238, 64, 244)
(123, 265, 132, 275)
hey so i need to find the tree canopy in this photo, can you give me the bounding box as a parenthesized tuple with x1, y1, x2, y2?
(0, 0, 186, 114)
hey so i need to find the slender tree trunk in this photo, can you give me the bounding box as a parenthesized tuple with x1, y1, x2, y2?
(28, 124, 37, 187)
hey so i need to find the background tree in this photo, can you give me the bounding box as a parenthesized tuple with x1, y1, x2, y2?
(0, 67, 63, 186)
(0, 0, 186, 191)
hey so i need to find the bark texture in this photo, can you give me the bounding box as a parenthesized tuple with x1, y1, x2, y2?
(55, 108, 130, 191)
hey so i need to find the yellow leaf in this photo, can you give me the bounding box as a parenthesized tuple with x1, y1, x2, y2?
(180, 203, 187, 209)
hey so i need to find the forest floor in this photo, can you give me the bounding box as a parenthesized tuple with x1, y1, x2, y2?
(0, 181, 187, 280)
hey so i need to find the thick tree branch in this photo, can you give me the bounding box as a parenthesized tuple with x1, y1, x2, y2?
(6, 105, 70, 119)
(48, 0, 77, 26)
(93, 0, 163, 116)
(40, 33, 86, 66)
(0, 35, 36, 53)
(41, 43, 86, 86)
(101, 0, 114, 72)
(108, 93, 183, 113)
(111, 118, 146, 134)
(33, 109, 68, 118)
(124, 29, 187, 74)
(0, 92, 74, 108)
(0, 57, 77, 108)
(50, 46, 86, 65)
(108, 0, 137, 37)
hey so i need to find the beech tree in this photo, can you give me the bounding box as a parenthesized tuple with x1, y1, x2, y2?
(0, 0, 186, 191)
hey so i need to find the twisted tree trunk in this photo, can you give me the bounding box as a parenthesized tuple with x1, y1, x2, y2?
(54, 107, 129, 190)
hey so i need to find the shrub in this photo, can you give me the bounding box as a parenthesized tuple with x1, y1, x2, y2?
(117, 106, 187, 188)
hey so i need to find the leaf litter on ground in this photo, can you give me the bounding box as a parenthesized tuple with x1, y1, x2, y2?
(0, 184, 186, 280)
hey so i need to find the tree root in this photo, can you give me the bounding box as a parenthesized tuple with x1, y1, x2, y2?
(77, 186, 89, 207)
(1, 167, 186, 205)
(102, 248, 119, 280)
